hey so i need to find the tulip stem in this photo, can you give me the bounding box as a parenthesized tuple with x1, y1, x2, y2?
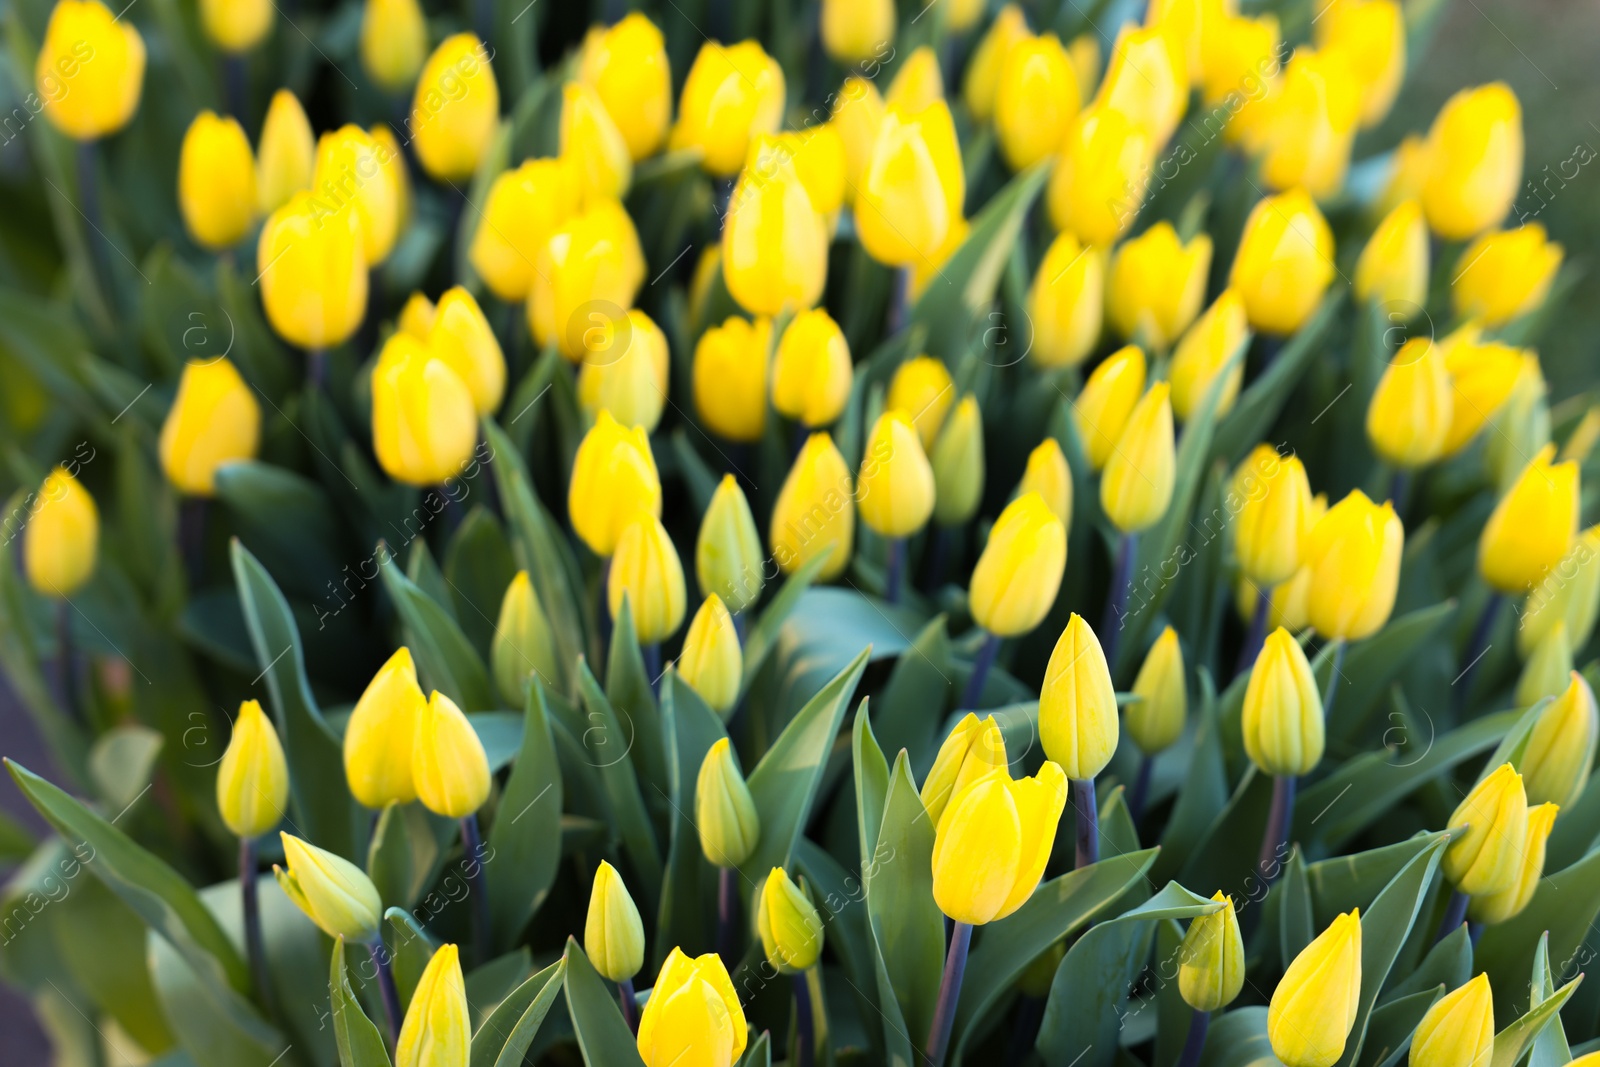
(1235, 585, 1272, 679)
(1100, 533, 1139, 671)
(307, 347, 327, 389)
(1258, 774, 1296, 883)
(1128, 755, 1154, 826)
(925, 920, 972, 1067)
(617, 978, 639, 1033)
(1176, 1009, 1210, 1067)
(459, 813, 491, 967)
(240, 836, 276, 1017)
(717, 865, 738, 964)
(960, 631, 1001, 710)
(367, 939, 401, 1046)
(1073, 776, 1099, 868)
(1436, 889, 1469, 944)
(223, 54, 247, 128)
(885, 538, 906, 604)
(793, 971, 816, 1067)
(1456, 593, 1504, 712)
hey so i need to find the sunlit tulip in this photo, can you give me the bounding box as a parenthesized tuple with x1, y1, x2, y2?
(257, 191, 368, 350)
(693, 316, 771, 443)
(396, 945, 470, 1067)
(832, 77, 886, 202)
(1233, 446, 1314, 588)
(610, 514, 688, 644)
(1438, 328, 1530, 457)
(37, 0, 144, 141)
(772, 434, 855, 580)
(562, 81, 632, 200)
(470, 158, 583, 303)
(698, 475, 765, 613)
(722, 138, 829, 316)
(1128, 626, 1186, 755)
(970, 494, 1067, 638)
(757, 867, 824, 972)
(577, 309, 669, 432)
(159, 358, 262, 496)
(412, 691, 490, 819)
(1019, 438, 1072, 529)
(344, 648, 424, 807)
(370, 335, 477, 487)
(1092, 25, 1186, 148)
(1303, 490, 1403, 641)
(1178, 893, 1243, 1011)
(931, 763, 1068, 924)
(671, 40, 784, 177)
(199, 0, 269, 51)
(857, 410, 936, 538)
(529, 199, 646, 362)
(821, 0, 894, 65)
(398, 292, 436, 338)
(921, 713, 1008, 825)
(1198, 13, 1280, 113)
(637, 949, 748, 1067)
(1047, 106, 1153, 247)
(696, 738, 760, 867)
(1408, 973, 1495, 1067)
(1073, 345, 1146, 471)
(1366, 338, 1453, 469)
(215, 700, 287, 838)
(23, 468, 98, 597)
(1421, 83, 1523, 240)
(1268, 911, 1361, 1067)
(1108, 223, 1212, 350)
(995, 34, 1081, 170)
(579, 13, 672, 161)
(1315, 0, 1404, 128)
(1102, 384, 1175, 533)
(360, 0, 427, 92)
(855, 101, 965, 268)
(276, 833, 382, 941)
(1242, 628, 1324, 776)
(1467, 803, 1559, 925)
(1255, 47, 1362, 199)
(1229, 189, 1336, 335)
(886, 46, 944, 111)
(585, 860, 645, 982)
(569, 410, 662, 557)
(772, 310, 852, 428)
(963, 5, 1029, 123)
(491, 572, 559, 707)
(1452, 225, 1564, 328)
(1029, 231, 1105, 368)
(1170, 289, 1248, 421)
(312, 125, 400, 265)
(256, 90, 314, 214)
(679, 595, 742, 717)
(1479, 444, 1579, 593)
(1442, 762, 1528, 895)
(1039, 614, 1118, 778)
(178, 111, 256, 250)
(887, 356, 955, 449)
(1354, 200, 1429, 316)
(427, 286, 504, 415)
(410, 34, 499, 181)
(780, 125, 847, 217)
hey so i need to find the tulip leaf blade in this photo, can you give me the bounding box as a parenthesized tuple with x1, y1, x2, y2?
(1211, 290, 1343, 466)
(470, 957, 566, 1067)
(1356, 987, 1443, 1067)
(214, 460, 345, 600)
(378, 547, 497, 713)
(739, 1030, 773, 1067)
(1477, 844, 1600, 1022)
(576, 659, 665, 913)
(853, 700, 891, 862)
(738, 546, 837, 700)
(1383, 922, 1473, 1005)
(385, 907, 440, 1012)
(1324, 601, 1461, 744)
(1277, 847, 1315, 970)
(561, 937, 647, 1067)
(330, 937, 394, 1067)
(607, 595, 670, 798)
(875, 614, 954, 773)
(487, 679, 565, 948)
(1151, 671, 1229, 884)
(1491, 971, 1583, 1067)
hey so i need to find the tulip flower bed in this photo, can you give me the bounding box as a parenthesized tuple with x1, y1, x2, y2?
(0, 0, 1593, 1064)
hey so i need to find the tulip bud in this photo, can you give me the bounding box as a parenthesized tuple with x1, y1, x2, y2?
(1467, 803, 1559, 926)
(426, 287, 505, 416)
(929, 397, 985, 527)
(971, 493, 1068, 638)
(159, 358, 262, 497)
(528, 199, 646, 362)
(256, 89, 314, 214)
(1442, 762, 1529, 895)
(1522, 671, 1598, 808)
(1479, 445, 1579, 593)
(1440, 330, 1529, 457)
(920, 713, 1008, 825)
(1453, 225, 1564, 329)
(781, 125, 847, 218)
(722, 138, 830, 317)
(610, 514, 688, 645)
(1365, 338, 1453, 469)
(1129, 626, 1186, 755)
(1170, 290, 1249, 422)
(23, 468, 98, 597)
(578, 13, 672, 161)
(696, 738, 760, 867)
(1073, 345, 1147, 472)
(1408, 972, 1495, 1067)
(344, 648, 425, 807)
(585, 860, 645, 982)
(1316, 0, 1404, 127)
(577, 309, 669, 433)
(887, 46, 944, 110)
(370, 334, 478, 487)
(637, 948, 748, 1067)
(1092, 25, 1186, 147)
(821, 0, 894, 65)
(1421, 83, 1523, 241)
(1029, 230, 1105, 368)
(37, 0, 145, 141)
(275, 832, 383, 941)
(772, 309, 852, 429)
(671, 40, 785, 177)
(856, 101, 965, 267)
(856, 411, 937, 539)
(1303, 490, 1404, 641)
(931, 763, 1068, 924)
(995, 33, 1081, 171)
(1354, 200, 1429, 316)
(1520, 526, 1600, 657)
(178, 111, 257, 250)
(1229, 189, 1336, 335)
(257, 191, 368, 349)
(395, 944, 470, 1067)
(833, 77, 885, 203)
(947, 0, 985, 34)
(314, 125, 401, 265)
(772, 433, 855, 581)
(887, 356, 956, 449)
(1110, 224, 1213, 352)
(1019, 438, 1073, 529)
(757, 868, 824, 973)
(1242, 628, 1324, 777)
(470, 157, 583, 302)
(963, 5, 1029, 123)
(693, 316, 771, 443)
(398, 292, 436, 338)
(1515, 622, 1571, 709)
(360, 0, 427, 92)
(1199, 14, 1280, 116)
(679, 595, 743, 717)
(199, 0, 270, 52)
(1102, 383, 1176, 534)
(215, 700, 288, 838)
(697, 475, 765, 614)
(491, 572, 560, 707)
(1232, 446, 1314, 588)
(410, 34, 499, 181)
(1268, 910, 1361, 1067)
(1039, 614, 1118, 778)
(1378, 134, 1431, 218)
(1255, 47, 1362, 199)
(1179, 892, 1243, 1011)
(413, 691, 491, 818)
(561, 81, 632, 201)
(569, 409, 662, 557)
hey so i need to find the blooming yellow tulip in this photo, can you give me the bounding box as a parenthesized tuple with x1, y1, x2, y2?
(577, 309, 669, 433)
(22, 468, 98, 597)
(931, 762, 1068, 924)
(1421, 83, 1522, 241)
(1442, 762, 1529, 896)
(920, 713, 1008, 824)
(771, 310, 852, 428)
(1255, 47, 1362, 199)
(757, 867, 824, 972)
(970, 493, 1067, 638)
(1232, 446, 1314, 588)
(257, 191, 369, 350)
(413, 691, 490, 819)
(1303, 490, 1403, 641)
(37, 0, 145, 141)
(1242, 628, 1324, 776)
(693, 316, 771, 443)
(1522, 670, 1597, 807)
(178, 111, 256, 250)
(610, 513, 688, 644)
(256, 89, 314, 214)
(578, 13, 672, 161)
(1108, 223, 1212, 351)
(855, 101, 965, 268)
(370, 334, 478, 487)
(1479, 444, 1579, 593)
(995, 33, 1081, 171)
(1452, 225, 1564, 329)
(1229, 189, 1335, 335)
(1039, 614, 1118, 779)
(410, 34, 499, 181)
(360, 0, 427, 92)
(886, 356, 956, 449)
(1047, 106, 1154, 247)
(722, 138, 830, 317)
(857, 410, 936, 538)
(963, 5, 1029, 123)
(1268, 910, 1362, 1067)
(1354, 199, 1429, 316)
(1073, 345, 1147, 472)
(636, 948, 748, 1067)
(1019, 438, 1073, 529)
(428, 286, 505, 415)
(1129, 626, 1186, 755)
(1102, 383, 1176, 533)
(199, 0, 270, 52)
(1170, 289, 1249, 421)
(1092, 25, 1186, 148)
(831, 77, 885, 202)
(1467, 803, 1558, 925)
(1366, 338, 1453, 469)
(396, 945, 470, 1067)
(344, 648, 425, 807)
(821, 0, 894, 65)
(1029, 231, 1105, 368)
(679, 595, 742, 716)
(470, 157, 583, 303)
(671, 40, 785, 177)
(159, 358, 262, 496)
(1439, 328, 1530, 457)
(1315, 0, 1404, 128)
(528, 199, 646, 361)
(1408, 973, 1495, 1067)
(562, 81, 632, 201)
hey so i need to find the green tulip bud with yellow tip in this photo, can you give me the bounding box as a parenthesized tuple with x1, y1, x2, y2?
(970, 493, 1067, 638)
(410, 34, 499, 181)
(569, 409, 662, 558)
(1108, 224, 1212, 352)
(1479, 445, 1579, 594)
(1178, 893, 1243, 1011)
(412, 691, 491, 819)
(470, 157, 582, 303)
(1407, 973, 1494, 1067)
(1039, 614, 1118, 779)
(1128, 627, 1186, 755)
(1453, 224, 1564, 329)
(932, 763, 1068, 924)
(1355, 200, 1429, 316)
(1521, 671, 1598, 808)
(585, 860, 645, 983)
(1242, 628, 1324, 777)
(1229, 189, 1336, 336)
(772, 309, 852, 429)
(670, 40, 785, 177)
(360, 0, 427, 92)
(370, 334, 478, 488)
(1303, 490, 1404, 641)
(757, 867, 824, 973)
(159, 358, 262, 497)
(256, 89, 314, 214)
(1515, 622, 1571, 708)
(396, 944, 470, 1067)
(610, 514, 688, 645)
(637, 948, 748, 1067)
(1366, 337, 1453, 469)
(697, 475, 765, 614)
(1019, 439, 1072, 530)
(578, 13, 671, 161)
(216, 700, 288, 838)
(178, 111, 257, 251)
(921, 713, 1008, 825)
(1485, 360, 1553, 492)
(37, 0, 145, 141)
(1420, 83, 1522, 241)
(679, 596, 743, 718)
(1073, 345, 1146, 472)
(1520, 526, 1600, 657)
(344, 648, 425, 808)
(578, 311, 669, 434)
(931, 397, 985, 527)
(858, 410, 936, 539)
(276, 832, 383, 941)
(257, 191, 368, 350)
(696, 738, 760, 868)
(1268, 910, 1361, 1067)
(1467, 803, 1558, 925)
(771, 434, 855, 581)
(491, 573, 560, 708)
(1102, 383, 1176, 534)
(23, 468, 98, 598)
(561, 81, 632, 201)
(995, 33, 1081, 171)
(1442, 762, 1529, 896)
(887, 356, 955, 449)
(694, 316, 772, 443)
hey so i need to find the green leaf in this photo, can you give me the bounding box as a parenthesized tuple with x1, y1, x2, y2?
(87, 724, 164, 810)
(1358, 988, 1443, 1067)
(470, 958, 566, 1067)
(1196, 1006, 1273, 1067)
(379, 548, 497, 712)
(1478, 845, 1600, 1021)
(562, 937, 647, 1067)
(1277, 849, 1314, 970)
(443, 507, 518, 661)
(0, 806, 35, 861)
(385, 908, 440, 1012)
(1305, 833, 1445, 929)
(875, 615, 953, 772)
(331, 938, 394, 1067)
(1382, 923, 1472, 1005)
(607, 596, 669, 796)
(51, 873, 175, 1053)
(853, 701, 892, 863)
(215, 461, 345, 598)
(1152, 673, 1229, 884)
(576, 659, 664, 913)
(368, 802, 421, 910)
(657, 669, 731, 963)
(1212, 292, 1343, 465)
(1325, 602, 1459, 743)
(487, 680, 564, 946)
(739, 547, 835, 699)
(1492, 974, 1583, 1067)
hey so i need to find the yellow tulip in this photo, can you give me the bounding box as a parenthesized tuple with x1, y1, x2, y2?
(569, 410, 662, 557)
(585, 860, 645, 982)
(637, 948, 748, 1067)
(1198, 14, 1280, 143)
(920, 713, 1008, 825)
(1039, 613, 1118, 778)
(1047, 106, 1153, 247)
(1129, 626, 1186, 755)
(491, 571, 559, 706)
(780, 126, 847, 217)
(1029, 230, 1105, 368)
(1019, 438, 1073, 529)
(1315, 0, 1404, 128)
(1442, 762, 1529, 895)
(1354, 200, 1429, 316)
(1439, 328, 1529, 457)
(1102, 383, 1176, 533)
(1242, 628, 1324, 776)
(831, 77, 885, 203)
(1479, 445, 1579, 593)
(1255, 47, 1362, 199)
(22, 467, 98, 597)
(215, 700, 288, 838)
(1485, 361, 1553, 491)
(413, 690, 490, 818)
(178, 111, 256, 250)
(771, 433, 855, 581)
(372, 124, 411, 230)
(1268, 910, 1362, 1067)
(1178, 892, 1243, 1011)
(1303, 490, 1403, 641)
(963, 5, 1029, 123)
(562, 81, 632, 201)
(772, 309, 852, 428)
(1519, 526, 1600, 657)
(756, 867, 824, 972)
(887, 356, 956, 449)
(1379, 134, 1431, 219)
(1515, 622, 1570, 708)
(200, 0, 270, 52)
(857, 410, 936, 538)
(887, 46, 944, 110)
(344, 648, 425, 807)
(946, 0, 984, 33)
(671, 40, 785, 177)
(577, 309, 669, 432)
(821, 0, 894, 65)
(610, 514, 688, 644)
(1421, 83, 1523, 241)
(1468, 803, 1559, 925)
(970, 493, 1067, 638)
(722, 139, 829, 317)
(931, 396, 985, 527)
(696, 738, 760, 868)
(1453, 225, 1564, 328)
(528, 199, 646, 362)
(398, 292, 436, 338)
(679, 595, 742, 717)
(1170, 289, 1249, 422)
(855, 101, 965, 268)
(159, 358, 262, 496)
(931, 763, 1068, 924)
(697, 475, 765, 614)
(1108, 223, 1212, 351)
(312, 125, 400, 265)
(1073, 345, 1147, 472)
(1229, 188, 1336, 335)
(275, 832, 383, 941)
(693, 316, 771, 443)
(360, 0, 427, 92)
(1522, 670, 1598, 807)
(409, 34, 499, 181)
(1092, 25, 1187, 148)
(1408, 973, 1495, 1067)
(427, 286, 505, 415)
(396, 945, 470, 1067)
(1232, 446, 1314, 588)
(37, 0, 145, 141)
(257, 191, 369, 349)
(996, 33, 1081, 170)
(1366, 338, 1453, 469)
(470, 157, 583, 303)
(256, 89, 314, 214)
(578, 13, 672, 161)
(370, 334, 478, 487)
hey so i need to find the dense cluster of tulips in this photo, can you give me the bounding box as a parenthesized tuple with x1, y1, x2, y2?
(0, 0, 1593, 1064)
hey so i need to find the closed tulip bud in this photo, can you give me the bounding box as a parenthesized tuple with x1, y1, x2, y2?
(1408, 972, 1495, 1067)
(1520, 526, 1600, 657)
(1074, 345, 1147, 471)
(1129, 626, 1186, 755)
(569, 411, 662, 558)
(1303, 490, 1403, 641)
(822, 0, 894, 64)
(1480, 445, 1579, 593)
(610, 514, 688, 644)
(698, 475, 765, 614)
(360, 0, 427, 92)
(1562, 407, 1600, 465)
(585, 861, 645, 982)
(1102, 383, 1176, 534)
(426, 287, 505, 415)
(1233, 446, 1314, 588)
(887, 46, 944, 110)
(856, 101, 965, 268)
(1039, 614, 1118, 778)
(398, 292, 436, 338)
(577, 309, 669, 432)
(1268, 910, 1362, 1067)
(1109, 224, 1212, 351)
(1020, 439, 1073, 529)
(1029, 230, 1105, 368)
(931, 397, 985, 527)
(215, 700, 288, 838)
(1443, 762, 1529, 895)
(1242, 628, 1324, 776)
(921, 713, 1008, 825)
(344, 648, 425, 807)
(561, 82, 632, 201)
(671, 40, 784, 177)
(1515, 622, 1571, 708)
(275, 832, 383, 941)
(410, 34, 499, 181)
(256, 90, 314, 214)
(23, 468, 98, 597)
(200, 0, 270, 52)
(178, 111, 256, 250)
(693, 316, 771, 443)
(679, 595, 743, 717)
(1422, 83, 1522, 241)
(1229, 189, 1336, 335)
(757, 868, 824, 972)
(1469, 802, 1558, 926)
(782, 126, 847, 217)
(722, 140, 829, 317)
(159, 358, 262, 496)
(38, 0, 144, 141)
(1171, 290, 1248, 422)
(887, 356, 956, 449)
(470, 157, 583, 302)
(1522, 671, 1598, 808)
(1256, 47, 1362, 199)
(963, 5, 1029, 123)
(578, 13, 671, 161)
(637, 949, 748, 1067)
(995, 33, 1081, 171)
(1366, 338, 1453, 469)
(313, 125, 401, 265)
(1199, 14, 1280, 113)
(932, 763, 1068, 924)
(772, 310, 852, 428)
(1178, 893, 1244, 1011)
(1440, 331, 1529, 457)
(371, 335, 478, 487)
(857, 411, 936, 538)
(971, 494, 1067, 638)
(396, 944, 470, 1067)
(1092, 25, 1186, 147)
(1316, 0, 1404, 127)
(258, 191, 368, 349)
(1453, 225, 1564, 329)
(1355, 200, 1429, 315)
(529, 200, 645, 362)
(833, 77, 885, 201)
(1047, 106, 1153, 248)
(696, 738, 760, 867)
(413, 691, 490, 818)
(491, 572, 559, 707)
(772, 433, 855, 581)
